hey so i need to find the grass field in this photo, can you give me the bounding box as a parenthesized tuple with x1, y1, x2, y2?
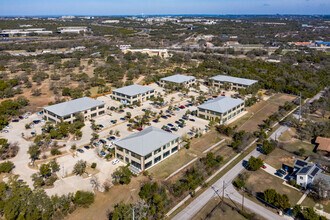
(192, 197, 261, 220)
(244, 169, 304, 205)
(148, 149, 196, 179)
(261, 148, 296, 169)
(233, 93, 296, 132)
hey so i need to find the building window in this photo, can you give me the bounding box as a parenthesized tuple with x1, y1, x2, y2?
(125, 157, 129, 163)
(91, 113, 97, 118)
(131, 161, 141, 170)
(125, 150, 129, 154)
(163, 145, 166, 150)
(63, 115, 71, 120)
(145, 153, 152, 160)
(300, 176, 303, 180)
(98, 110, 105, 115)
(171, 146, 178, 153)
(145, 161, 152, 169)
(154, 148, 161, 155)
(117, 147, 123, 152)
(91, 107, 97, 111)
(154, 155, 161, 164)
(98, 105, 104, 109)
(163, 151, 170, 158)
(116, 153, 123, 160)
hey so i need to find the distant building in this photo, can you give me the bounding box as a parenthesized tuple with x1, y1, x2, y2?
(209, 75, 258, 90)
(58, 26, 88, 34)
(61, 16, 75, 19)
(43, 97, 106, 124)
(102, 20, 120, 24)
(197, 96, 245, 124)
(111, 85, 155, 105)
(1, 28, 52, 36)
(114, 126, 182, 174)
(122, 48, 169, 59)
(159, 74, 196, 88)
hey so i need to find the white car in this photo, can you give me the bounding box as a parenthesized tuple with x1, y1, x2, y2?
(112, 159, 119, 165)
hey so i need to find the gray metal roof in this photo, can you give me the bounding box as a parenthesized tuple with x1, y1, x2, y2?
(160, 74, 195, 84)
(44, 97, 105, 117)
(115, 126, 179, 156)
(198, 96, 244, 113)
(112, 85, 154, 97)
(210, 75, 258, 86)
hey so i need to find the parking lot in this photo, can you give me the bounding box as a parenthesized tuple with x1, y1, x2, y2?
(0, 82, 217, 195)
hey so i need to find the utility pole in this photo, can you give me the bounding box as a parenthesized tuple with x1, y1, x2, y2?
(242, 189, 244, 211)
(299, 91, 302, 121)
(222, 181, 225, 200)
(130, 207, 135, 220)
(211, 186, 222, 201)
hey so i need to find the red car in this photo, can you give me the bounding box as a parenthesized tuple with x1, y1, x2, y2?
(221, 94, 225, 96)
(212, 95, 218, 98)
(137, 128, 143, 131)
(180, 105, 185, 109)
(262, 165, 267, 169)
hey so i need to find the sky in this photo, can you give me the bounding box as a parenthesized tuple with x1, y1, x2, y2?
(0, 0, 329, 16)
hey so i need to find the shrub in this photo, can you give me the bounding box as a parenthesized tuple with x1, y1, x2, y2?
(71, 145, 76, 150)
(91, 163, 97, 169)
(73, 191, 95, 207)
(51, 148, 61, 155)
(0, 161, 14, 173)
(143, 171, 149, 176)
(234, 179, 245, 189)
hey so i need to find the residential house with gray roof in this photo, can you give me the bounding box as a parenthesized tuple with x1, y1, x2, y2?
(114, 126, 182, 174)
(43, 97, 106, 123)
(111, 85, 155, 105)
(210, 75, 258, 90)
(291, 158, 323, 188)
(197, 96, 245, 124)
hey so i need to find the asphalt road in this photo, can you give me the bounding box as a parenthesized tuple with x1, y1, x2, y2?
(172, 147, 285, 220)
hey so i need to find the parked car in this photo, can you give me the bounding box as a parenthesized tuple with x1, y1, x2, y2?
(111, 120, 117, 124)
(187, 131, 194, 136)
(84, 145, 90, 150)
(12, 119, 19, 122)
(262, 165, 267, 169)
(112, 159, 119, 165)
(120, 117, 126, 121)
(278, 169, 286, 175)
(182, 116, 189, 120)
(166, 114, 172, 118)
(31, 132, 35, 135)
(152, 119, 159, 123)
(19, 116, 24, 119)
(189, 118, 195, 122)
(175, 121, 180, 124)
(1, 130, 9, 133)
(33, 120, 40, 124)
(179, 105, 185, 109)
(175, 107, 180, 111)
(119, 109, 125, 113)
(137, 128, 143, 131)
(167, 123, 174, 127)
(99, 139, 106, 144)
(275, 172, 283, 177)
(165, 129, 172, 133)
(161, 115, 167, 119)
(98, 124, 104, 128)
(171, 127, 178, 131)
(100, 151, 106, 156)
(77, 149, 84, 153)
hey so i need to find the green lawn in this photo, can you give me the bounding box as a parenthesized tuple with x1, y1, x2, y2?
(283, 140, 317, 157)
